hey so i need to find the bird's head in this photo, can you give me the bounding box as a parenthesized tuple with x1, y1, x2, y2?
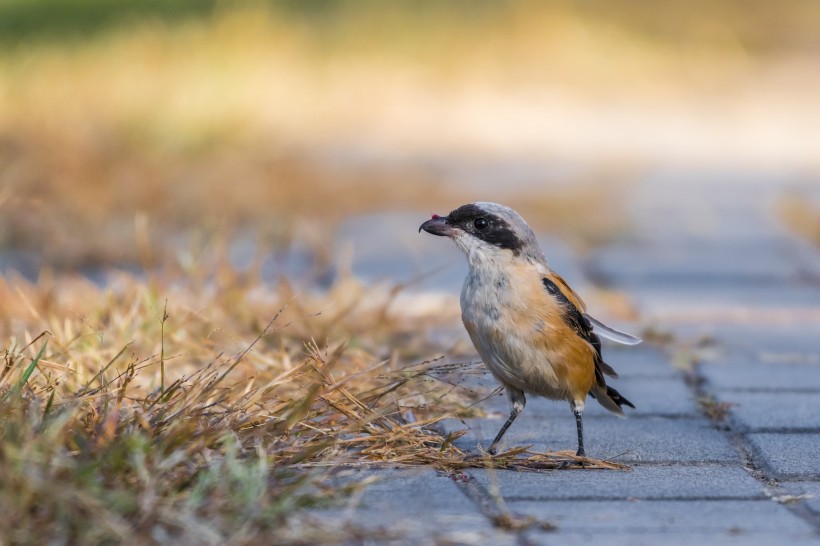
(419, 202, 544, 265)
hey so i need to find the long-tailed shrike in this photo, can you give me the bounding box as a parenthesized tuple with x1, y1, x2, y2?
(419, 202, 640, 456)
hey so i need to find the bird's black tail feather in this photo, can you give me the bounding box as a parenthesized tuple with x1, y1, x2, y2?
(590, 384, 635, 416)
(606, 385, 635, 410)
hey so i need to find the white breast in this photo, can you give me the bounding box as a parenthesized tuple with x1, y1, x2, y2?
(460, 261, 563, 397)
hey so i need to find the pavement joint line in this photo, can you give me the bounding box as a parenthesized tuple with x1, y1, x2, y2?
(460, 461, 756, 469)
(605, 458, 751, 465)
(715, 388, 820, 394)
(733, 427, 820, 434)
(503, 495, 770, 502)
(601, 461, 750, 467)
(687, 360, 820, 533)
(773, 476, 820, 483)
(624, 414, 718, 420)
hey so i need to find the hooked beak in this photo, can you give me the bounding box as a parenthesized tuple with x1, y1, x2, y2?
(419, 214, 457, 236)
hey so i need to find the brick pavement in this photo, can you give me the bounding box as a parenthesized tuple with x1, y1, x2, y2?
(319, 170, 820, 544)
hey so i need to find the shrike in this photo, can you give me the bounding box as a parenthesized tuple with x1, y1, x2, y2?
(420, 202, 640, 456)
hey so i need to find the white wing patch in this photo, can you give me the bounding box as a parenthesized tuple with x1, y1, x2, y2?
(585, 314, 642, 345)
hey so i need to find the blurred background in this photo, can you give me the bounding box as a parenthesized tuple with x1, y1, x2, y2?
(1, 0, 819, 294)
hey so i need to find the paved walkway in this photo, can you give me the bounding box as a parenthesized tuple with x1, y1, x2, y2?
(322, 169, 820, 545)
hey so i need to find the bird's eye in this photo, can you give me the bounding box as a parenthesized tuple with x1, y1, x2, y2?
(473, 218, 489, 230)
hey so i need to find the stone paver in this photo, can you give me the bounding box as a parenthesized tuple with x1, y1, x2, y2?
(454, 415, 737, 464)
(309, 169, 820, 541)
(602, 346, 682, 379)
(276, 172, 820, 542)
(702, 361, 820, 392)
(588, 239, 811, 285)
(718, 391, 820, 432)
(525, 531, 820, 546)
(607, 376, 699, 416)
(703, 325, 820, 357)
(747, 433, 820, 480)
(351, 468, 475, 512)
(783, 482, 820, 516)
(468, 465, 765, 500)
(318, 469, 519, 545)
(425, 165, 820, 535)
(510, 499, 814, 533)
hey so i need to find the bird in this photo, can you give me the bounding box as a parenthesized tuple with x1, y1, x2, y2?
(419, 202, 640, 457)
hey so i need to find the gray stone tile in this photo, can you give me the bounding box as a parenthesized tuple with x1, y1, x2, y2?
(717, 391, 820, 432)
(602, 345, 680, 379)
(627, 287, 820, 337)
(702, 361, 820, 392)
(304, 510, 514, 546)
(656, 323, 820, 364)
(708, 324, 820, 357)
(454, 415, 737, 464)
(588, 238, 809, 286)
(747, 433, 820, 480)
(628, 280, 820, 312)
(590, 240, 820, 322)
(313, 468, 520, 545)
(783, 481, 820, 515)
(697, 326, 820, 392)
(468, 465, 765, 500)
(337, 211, 467, 294)
(524, 531, 820, 546)
(610, 376, 699, 416)
(510, 499, 813, 534)
(350, 468, 478, 514)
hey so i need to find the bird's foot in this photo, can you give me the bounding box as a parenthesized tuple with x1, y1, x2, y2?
(553, 450, 588, 469)
(557, 459, 588, 469)
(462, 451, 485, 462)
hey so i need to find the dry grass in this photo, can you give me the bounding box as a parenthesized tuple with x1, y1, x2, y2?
(697, 395, 735, 422)
(0, 254, 625, 544)
(778, 195, 820, 248)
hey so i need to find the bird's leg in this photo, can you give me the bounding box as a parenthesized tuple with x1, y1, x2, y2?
(571, 400, 585, 457)
(488, 407, 520, 455)
(488, 389, 526, 455)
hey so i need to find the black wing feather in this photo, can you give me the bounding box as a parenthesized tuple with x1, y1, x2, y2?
(542, 278, 616, 387)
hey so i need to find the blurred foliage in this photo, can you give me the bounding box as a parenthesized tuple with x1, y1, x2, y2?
(0, 0, 217, 43)
(1, 0, 819, 54)
(1, 0, 818, 268)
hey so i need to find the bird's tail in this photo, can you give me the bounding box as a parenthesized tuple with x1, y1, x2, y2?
(590, 384, 635, 417)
